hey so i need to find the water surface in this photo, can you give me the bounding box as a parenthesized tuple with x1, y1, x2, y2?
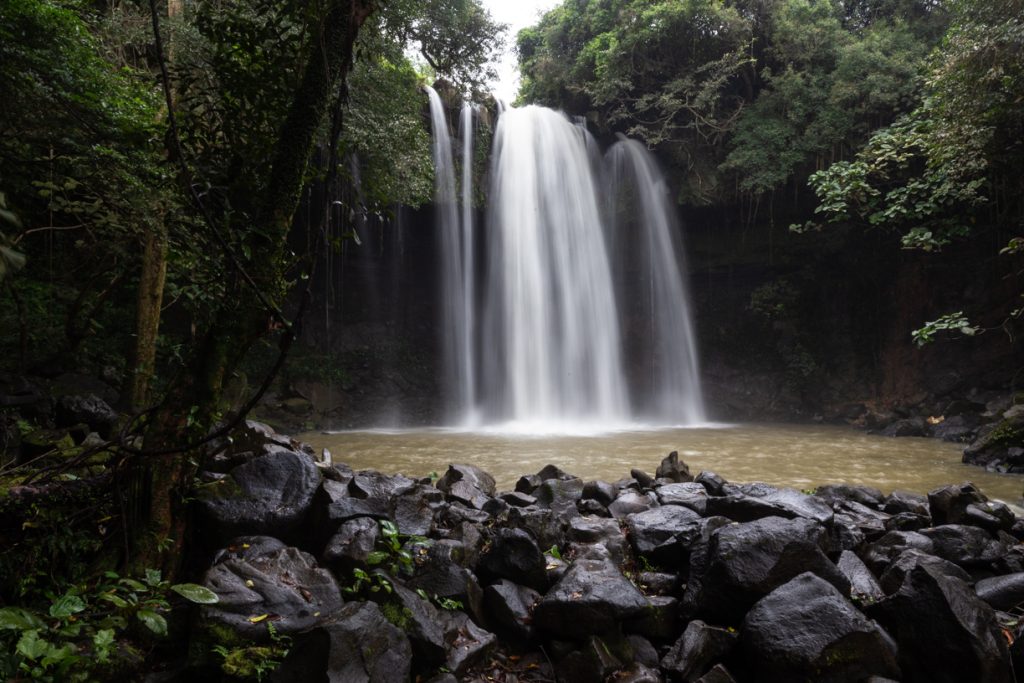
(299, 423, 1024, 504)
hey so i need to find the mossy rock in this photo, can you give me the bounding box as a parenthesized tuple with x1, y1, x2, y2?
(19, 428, 76, 461)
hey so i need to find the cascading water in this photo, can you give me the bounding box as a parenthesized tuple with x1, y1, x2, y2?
(428, 94, 705, 430)
(605, 139, 706, 423)
(426, 86, 473, 419)
(483, 106, 630, 426)
(459, 102, 478, 421)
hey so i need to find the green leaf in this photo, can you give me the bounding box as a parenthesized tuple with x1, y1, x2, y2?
(0, 607, 46, 631)
(119, 578, 147, 592)
(366, 551, 389, 566)
(16, 630, 50, 660)
(99, 592, 129, 608)
(136, 609, 167, 636)
(49, 594, 87, 619)
(170, 583, 219, 604)
(144, 568, 163, 587)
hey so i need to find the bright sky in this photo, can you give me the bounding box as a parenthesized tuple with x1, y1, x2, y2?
(480, 0, 561, 102)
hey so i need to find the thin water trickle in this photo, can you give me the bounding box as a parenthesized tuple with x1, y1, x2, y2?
(605, 139, 705, 423)
(426, 86, 471, 420)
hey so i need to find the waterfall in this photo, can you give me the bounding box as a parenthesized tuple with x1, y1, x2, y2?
(605, 139, 706, 423)
(425, 86, 471, 418)
(459, 103, 477, 422)
(483, 106, 629, 426)
(426, 95, 705, 430)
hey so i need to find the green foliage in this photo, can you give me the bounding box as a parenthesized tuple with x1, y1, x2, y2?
(519, 0, 945, 205)
(212, 622, 290, 681)
(0, 569, 218, 681)
(797, 111, 985, 250)
(370, 0, 507, 97)
(911, 311, 978, 347)
(342, 57, 433, 210)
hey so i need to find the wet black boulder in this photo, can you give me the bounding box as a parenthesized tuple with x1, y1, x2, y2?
(740, 572, 900, 683)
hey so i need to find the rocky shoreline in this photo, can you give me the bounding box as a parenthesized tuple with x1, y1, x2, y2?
(179, 421, 1024, 682)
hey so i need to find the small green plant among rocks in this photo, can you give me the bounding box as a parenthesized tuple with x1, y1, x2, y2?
(213, 622, 291, 682)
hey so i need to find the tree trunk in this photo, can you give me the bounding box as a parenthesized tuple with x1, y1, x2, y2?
(130, 0, 374, 576)
(129, 226, 167, 411)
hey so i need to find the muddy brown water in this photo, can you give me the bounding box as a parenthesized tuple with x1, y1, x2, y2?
(298, 423, 1024, 505)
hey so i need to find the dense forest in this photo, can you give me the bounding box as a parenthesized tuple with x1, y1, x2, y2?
(0, 0, 1022, 679)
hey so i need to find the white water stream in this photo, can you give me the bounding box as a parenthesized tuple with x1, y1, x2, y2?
(426, 97, 706, 431)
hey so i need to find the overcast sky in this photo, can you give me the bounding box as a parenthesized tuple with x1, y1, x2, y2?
(480, 0, 560, 102)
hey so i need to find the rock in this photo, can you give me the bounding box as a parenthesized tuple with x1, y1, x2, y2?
(879, 417, 927, 437)
(740, 572, 900, 683)
(555, 635, 623, 683)
(694, 665, 737, 683)
(919, 524, 1008, 570)
(682, 516, 850, 624)
(884, 511, 931, 532)
(441, 610, 495, 676)
(814, 484, 885, 508)
(660, 619, 737, 682)
(616, 664, 662, 683)
(694, 470, 733, 496)
(377, 582, 447, 666)
(705, 483, 833, 525)
(964, 414, 1024, 469)
(477, 527, 548, 591)
(211, 536, 287, 565)
(626, 504, 703, 566)
(656, 450, 693, 482)
(860, 531, 935, 575)
(533, 555, 649, 638)
(47, 372, 118, 406)
(976, 572, 1024, 610)
(280, 396, 312, 415)
(582, 480, 618, 507)
(195, 449, 321, 546)
(534, 476, 585, 513)
(871, 563, 1012, 683)
(932, 414, 982, 443)
(499, 491, 536, 507)
(201, 546, 342, 640)
(321, 517, 380, 573)
(272, 601, 413, 683)
(831, 500, 891, 548)
(878, 549, 971, 595)
(54, 394, 118, 439)
(928, 482, 988, 524)
(568, 516, 628, 565)
(656, 482, 709, 514)
(608, 491, 657, 518)
(837, 550, 885, 603)
(577, 498, 611, 517)
(505, 506, 568, 553)
(437, 464, 496, 510)
(216, 420, 296, 462)
(350, 470, 417, 501)
(406, 542, 484, 624)
(483, 579, 542, 642)
(631, 468, 658, 490)
(883, 490, 931, 518)
(393, 484, 444, 536)
(624, 594, 677, 641)
(636, 571, 678, 595)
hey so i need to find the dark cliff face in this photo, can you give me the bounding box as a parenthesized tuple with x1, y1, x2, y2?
(286, 200, 1019, 429)
(685, 202, 1021, 421)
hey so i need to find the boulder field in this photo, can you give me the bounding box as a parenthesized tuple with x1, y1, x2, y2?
(187, 421, 1024, 682)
